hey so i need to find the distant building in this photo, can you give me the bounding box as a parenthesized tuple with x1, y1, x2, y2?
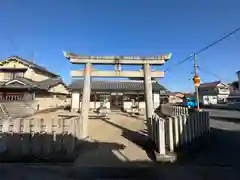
(237, 70, 240, 91)
(227, 70, 240, 104)
(68, 79, 167, 112)
(0, 56, 70, 111)
(168, 92, 184, 104)
(198, 81, 230, 105)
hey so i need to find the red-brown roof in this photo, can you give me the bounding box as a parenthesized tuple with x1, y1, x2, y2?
(199, 81, 221, 88)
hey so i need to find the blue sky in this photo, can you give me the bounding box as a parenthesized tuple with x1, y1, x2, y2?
(0, 0, 240, 92)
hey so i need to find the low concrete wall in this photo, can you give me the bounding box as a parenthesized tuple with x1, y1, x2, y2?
(0, 116, 79, 162)
(34, 97, 71, 111)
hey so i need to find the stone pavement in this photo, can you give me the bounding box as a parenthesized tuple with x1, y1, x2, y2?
(74, 111, 153, 166)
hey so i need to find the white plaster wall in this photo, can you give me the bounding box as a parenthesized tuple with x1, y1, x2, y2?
(49, 84, 69, 94)
(80, 102, 110, 109)
(123, 101, 146, 110)
(123, 102, 132, 110)
(123, 94, 159, 111)
(24, 68, 50, 81)
(139, 102, 145, 109)
(34, 97, 70, 110)
(71, 92, 80, 111)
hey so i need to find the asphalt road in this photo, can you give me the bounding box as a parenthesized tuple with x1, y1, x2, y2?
(203, 108, 240, 120)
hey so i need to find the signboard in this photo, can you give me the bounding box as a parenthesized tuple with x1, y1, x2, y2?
(193, 75, 200, 87)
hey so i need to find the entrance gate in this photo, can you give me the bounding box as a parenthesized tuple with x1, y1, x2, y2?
(110, 93, 123, 110)
(64, 52, 171, 139)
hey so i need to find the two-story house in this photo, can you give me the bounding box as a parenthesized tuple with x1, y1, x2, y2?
(227, 70, 240, 105)
(198, 81, 230, 105)
(0, 56, 70, 111)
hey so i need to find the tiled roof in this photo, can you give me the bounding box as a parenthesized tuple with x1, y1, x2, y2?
(14, 77, 39, 87)
(69, 80, 166, 92)
(0, 77, 65, 91)
(0, 77, 38, 89)
(37, 78, 63, 90)
(199, 81, 221, 88)
(3, 56, 59, 77)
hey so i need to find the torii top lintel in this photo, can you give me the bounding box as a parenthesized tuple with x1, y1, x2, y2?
(63, 51, 172, 65)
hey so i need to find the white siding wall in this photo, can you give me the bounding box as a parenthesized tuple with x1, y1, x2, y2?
(71, 92, 111, 112)
(33, 97, 71, 110)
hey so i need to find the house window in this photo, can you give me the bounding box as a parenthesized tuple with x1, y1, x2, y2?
(15, 72, 24, 78)
(3, 71, 24, 80)
(3, 72, 14, 80)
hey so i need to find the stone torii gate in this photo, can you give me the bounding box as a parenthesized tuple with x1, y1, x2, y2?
(64, 52, 172, 139)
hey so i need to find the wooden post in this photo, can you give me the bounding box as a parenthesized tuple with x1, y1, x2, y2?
(144, 63, 153, 138)
(80, 62, 92, 138)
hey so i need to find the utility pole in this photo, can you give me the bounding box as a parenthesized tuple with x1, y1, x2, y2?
(193, 54, 200, 110)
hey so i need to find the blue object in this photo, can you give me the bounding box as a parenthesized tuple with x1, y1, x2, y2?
(183, 97, 197, 108)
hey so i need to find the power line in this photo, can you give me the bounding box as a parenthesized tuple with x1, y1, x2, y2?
(165, 27, 240, 72)
(194, 27, 240, 55)
(164, 55, 193, 72)
(198, 66, 227, 82)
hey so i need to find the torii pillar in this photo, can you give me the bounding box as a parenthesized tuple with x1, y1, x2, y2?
(144, 63, 153, 137)
(80, 62, 92, 138)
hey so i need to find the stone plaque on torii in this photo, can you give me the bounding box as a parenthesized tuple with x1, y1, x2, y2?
(63, 52, 172, 139)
